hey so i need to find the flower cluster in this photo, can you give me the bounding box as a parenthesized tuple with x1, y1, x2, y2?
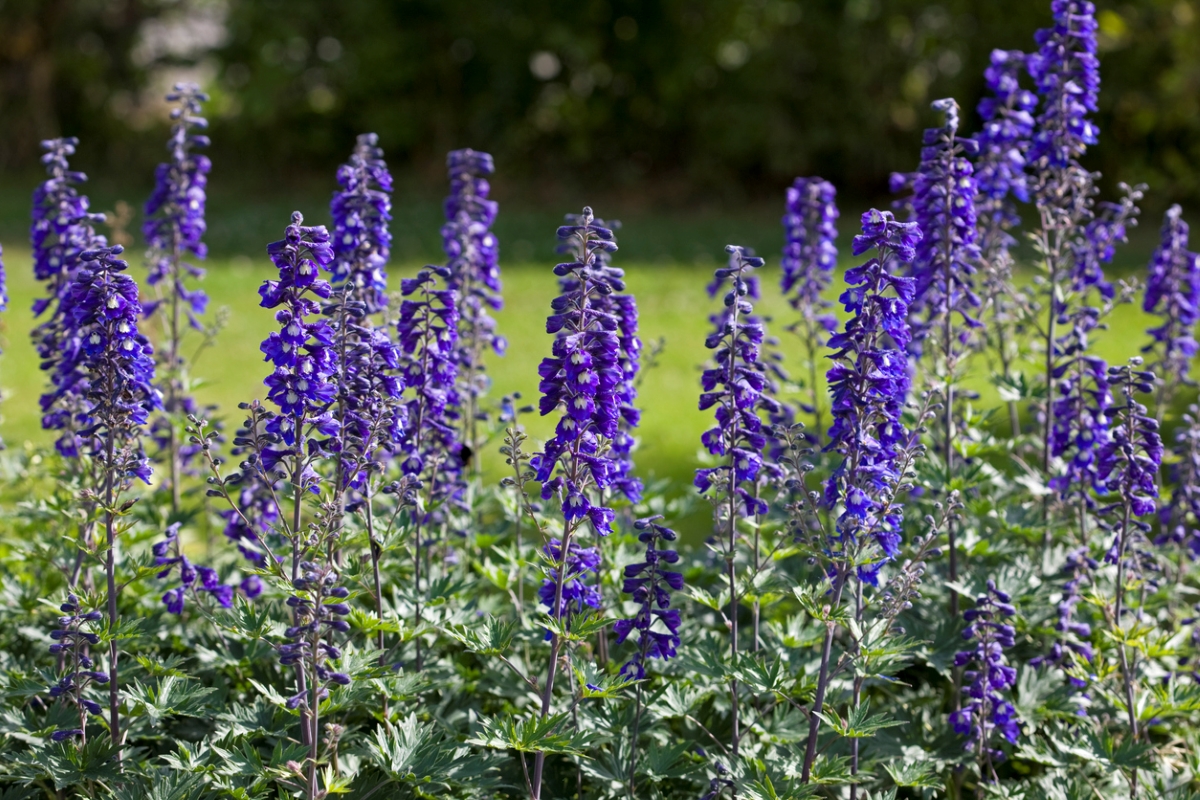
(1098, 362, 1162, 521)
(142, 83, 211, 330)
(950, 580, 1021, 765)
(1048, 307, 1110, 508)
(781, 176, 839, 328)
(905, 98, 981, 354)
(395, 267, 464, 516)
(53, 245, 160, 480)
(31, 138, 109, 456)
(443, 148, 504, 446)
(824, 210, 920, 573)
(327, 137, 404, 493)
(46, 594, 109, 742)
(1027, 0, 1100, 169)
(279, 561, 353, 711)
(1143, 205, 1200, 394)
(614, 516, 684, 679)
(533, 209, 624, 533)
(330, 132, 393, 313)
(1159, 406, 1200, 557)
(1031, 547, 1096, 714)
(259, 212, 338, 458)
(694, 246, 782, 515)
(537, 539, 602, 622)
(975, 50, 1035, 213)
(1069, 185, 1142, 300)
(152, 523, 237, 614)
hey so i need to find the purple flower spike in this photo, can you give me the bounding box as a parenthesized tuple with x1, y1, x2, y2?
(443, 148, 504, 456)
(781, 177, 838, 327)
(1160, 406, 1200, 558)
(950, 580, 1021, 768)
(1027, 0, 1100, 169)
(1143, 205, 1200, 398)
(614, 516, 684, 679)
(331, 132, 393, 314)
(538, 539, 602, 623)
(531, 207, 624, 533)
(825, 210, 919, 577)
(904, 98, 982, 355)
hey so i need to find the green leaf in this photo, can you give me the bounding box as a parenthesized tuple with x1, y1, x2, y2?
(126, 675, 217, 724)
(443, 615, 517, 656)
(882, 759, 940, 788)
(466, 712, 598, 756)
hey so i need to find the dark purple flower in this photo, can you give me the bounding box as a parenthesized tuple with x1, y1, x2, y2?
(1097, 362, 1162, 522)
(31, 137, 109, 457)
(538, 538, 602, 621)
(1031, 547, 1097, 716)
(1159, 406, 1200, 557)
(976, 50, 1035, 208)
(950, 580, 1021, 764)
(824, 210, 919, 575)
(45, 593, 110, 739)
(260, 212, 339, 458)
(614, 516, 684, 679)
(694, 246, 783, 517)
(532, 208, 624, 534)
(1027, 0, 1100, 170)
(1143, 205, 1200, 394)
(1048, 307, 1110, 506)
(903, 98, 982, 354)
(278, 560, 354, 704)
(781, 177, 838, 327)
(152, 522, 236, 614)
(330, 132, 392, 314)
(443, 148, 505, 453)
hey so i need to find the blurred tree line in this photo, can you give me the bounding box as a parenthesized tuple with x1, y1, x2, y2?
(1, 0, 1198, 205)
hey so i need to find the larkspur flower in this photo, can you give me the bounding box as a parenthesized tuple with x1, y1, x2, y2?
(950, 580, 1021, 772)
(46, 593, 109, 742)
(259, 212, 339, 460)
(614, 516, 684, 679)
(1098, 361, 1163, 523)
(781, 177, 839, 326)
(1143, 205, 1200, 400)
(327, 136, 404, 495)
(1048, 307, 1111, 509)
(824, 210, 920, 577)
(1159, 406, 1200, 557)
(904, 98, 982, 356)
(443, 148, 504, 459)
(1031, 547, 1097, 716)
(555, 211, 643, 503)
(1027, 0, 1100, 170)
(152, 522, 236, 614)
(532, 208, 624, 534)
(976, 50, 1035, 213)
(31, 137, 109, 457)
(330, 133, 393, 313)
(694, 246, 783, 515)
(537, 539, 602, 622)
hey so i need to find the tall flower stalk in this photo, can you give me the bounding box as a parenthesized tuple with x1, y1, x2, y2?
(802, 209, 920, 783)
(327, 133, 403, 661)
(443, 148, 503, 469)
(59, 243, 160, 756)
(527, 208, 622, 800)
(695, 244, 776, 764)
(781, 177, 839, 441)
(142, 83, 212, 512)
(1143, 205, 1200, 419)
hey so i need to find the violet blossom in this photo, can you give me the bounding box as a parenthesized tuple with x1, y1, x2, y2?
(614, 516, 684, 679)
(1143, 205, 1200, 399)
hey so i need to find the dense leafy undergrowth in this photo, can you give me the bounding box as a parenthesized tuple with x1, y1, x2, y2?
(2, 3, 1200, 800)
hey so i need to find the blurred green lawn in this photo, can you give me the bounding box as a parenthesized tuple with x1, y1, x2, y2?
(0, 245, 1176, 514)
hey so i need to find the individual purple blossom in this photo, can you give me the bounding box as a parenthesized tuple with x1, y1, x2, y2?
(824, 210, 920, 577)
(537, 539, 602, 622)
(694, 246, 783, 515)
(152, 522, 236, 614)
(259, 212, 339, 458)
(30, 137, 109, 457)
(1027, 0, 1100, 170)
(614, 516, 684, 679)
(330, 132, 392, 314)
(1143, 205, 1200, 400)
(532, 208, 623, 535)
(781, 177, 839, 326)
(443, 148, 505, 459)
(950, 580, 1021, 774)
(903, 98, 982, 355)
(45, 593, 109, 742)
